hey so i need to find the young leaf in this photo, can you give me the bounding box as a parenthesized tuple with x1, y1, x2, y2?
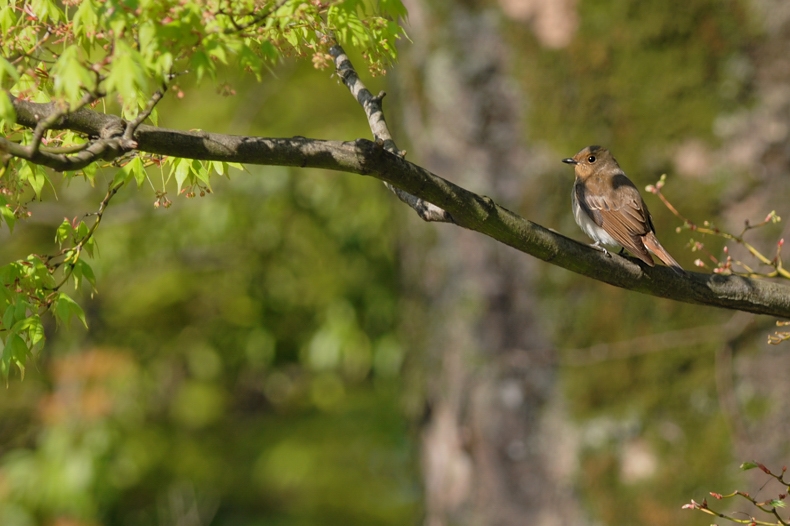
(1, 333, 29, 380)
(173, 157, 191, 192)
(0, 54, 20, 85)
(105, 41, 149, 114)
(19, 162, 49, 199)
(0, 93, 17, 126)
(53, 292, 88, 328)
(51, 45, 95, 107)
(73, 0, 99, 42)
(11, 315, 45, 348)
(0, 200, 16, 232)
(55, 219, 73, 247)
(30, 0, 62, 23)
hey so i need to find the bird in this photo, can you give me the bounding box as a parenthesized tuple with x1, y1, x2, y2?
(562, 145, 685, 275)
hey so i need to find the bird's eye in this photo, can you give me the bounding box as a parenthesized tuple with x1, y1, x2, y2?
(587, 155, 596, 163)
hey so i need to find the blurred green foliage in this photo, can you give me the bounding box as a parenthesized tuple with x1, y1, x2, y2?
(0, 54, 419, 525)
(516, 0, 755, 162)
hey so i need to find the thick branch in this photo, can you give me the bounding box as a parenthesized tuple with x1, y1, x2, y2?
(6, 99, 790, 317)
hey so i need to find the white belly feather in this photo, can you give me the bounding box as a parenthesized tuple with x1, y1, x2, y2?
(572, 189, 620, 248)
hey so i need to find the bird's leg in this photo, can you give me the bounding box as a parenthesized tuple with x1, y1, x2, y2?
(617, 247, 627, 256)
(590, 241, 611, 257)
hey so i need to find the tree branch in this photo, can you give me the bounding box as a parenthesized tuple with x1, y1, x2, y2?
(327, 39, 453, 223)
(6, 98, 790, 317)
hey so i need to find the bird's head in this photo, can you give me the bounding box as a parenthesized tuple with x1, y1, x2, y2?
(562, 145, 621, 179)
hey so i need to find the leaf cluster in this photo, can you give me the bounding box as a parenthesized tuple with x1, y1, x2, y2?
(0, 0, 407, 378)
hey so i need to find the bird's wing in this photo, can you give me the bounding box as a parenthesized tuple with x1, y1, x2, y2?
(578, 175, 654, 262)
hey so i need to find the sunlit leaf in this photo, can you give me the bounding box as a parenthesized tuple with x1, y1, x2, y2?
(173, 157, 191, 192)
(56, 219, 73, 247)
(0, 54, 20, 85)
(30, 0, 62, 23)
(0, 91, 16, 125)
(51, 46, 96, 107)
(73, 0, 99, 42)
(53, 292, 88, 328)
(105, 41, 149, 114)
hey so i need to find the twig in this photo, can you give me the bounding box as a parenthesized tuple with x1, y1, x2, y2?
(684, 463, 790, 526)
(326, 35, 453, 223)
(48, 180, 124, 290)
(2, 135, 130, 172)
(28, 96, 81, 155)
(9, 25, 52, 65)
(123, 85, 167, 143)
(647, 176, 789, 279)
(560, 311, 755, 366)
(218, 0, 289, 34)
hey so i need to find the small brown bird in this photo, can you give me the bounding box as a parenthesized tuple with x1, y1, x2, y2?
(562, 145, 684, 275)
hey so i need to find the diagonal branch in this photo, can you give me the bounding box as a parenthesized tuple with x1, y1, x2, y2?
(7, 98, 790, 318)
(123, 85, 167, 142)
(327, 38, 453, 223)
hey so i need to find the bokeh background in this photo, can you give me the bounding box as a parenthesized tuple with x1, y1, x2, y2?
(2, 0, 790, 525)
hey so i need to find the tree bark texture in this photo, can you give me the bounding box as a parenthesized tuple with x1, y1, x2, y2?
(396, 2, 588, 524)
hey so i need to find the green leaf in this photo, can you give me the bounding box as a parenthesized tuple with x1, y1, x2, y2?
(55, 219, 73, 247)
(122, 156, 147, 188)
(380, 0, 408, 18)
(11, 315, 45, 347)
(210, 161, 227, 177)
(53, 292, 88, 328)
(18, 162, 49, 199)
(207, 41, 229, 65)
(0, 54, 20, 85)
(193, 160, 212, 189)
(80, 160, 98, 184)
(73, 0, 99, 42)
(0, 91, 17, 125)
(259, 41, 279, 62)
(1, 333, 29, 380)
(112, 157, 145, 187)
(72, 259, 97, 291)
(0, 199, 16, 232)
(30, 0, 62, 23)
(174, 157, 191, 192)
(284, 29, 300, 48)
(2, 303, 15, 330)
(739, 461, 759, 471)
(190, 50, 214, 83)
(0, 3, 17, 35)
(105, 40, 149, 114)
(51, 45, 95, 107)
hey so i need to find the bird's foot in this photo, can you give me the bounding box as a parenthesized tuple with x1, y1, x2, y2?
(590, 241, 611, 257)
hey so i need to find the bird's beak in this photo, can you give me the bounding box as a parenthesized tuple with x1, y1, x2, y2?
(562, 158, 577, 165)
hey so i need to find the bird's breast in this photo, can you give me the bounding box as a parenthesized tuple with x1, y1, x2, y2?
(572, 184, 620, 247)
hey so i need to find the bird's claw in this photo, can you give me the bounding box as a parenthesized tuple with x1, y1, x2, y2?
(590, 242, 612, 258)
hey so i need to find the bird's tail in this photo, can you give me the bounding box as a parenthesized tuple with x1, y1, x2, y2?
(643, 232, 686, 275)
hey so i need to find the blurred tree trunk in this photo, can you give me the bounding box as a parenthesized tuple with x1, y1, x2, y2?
(396, 2, 587, 524)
